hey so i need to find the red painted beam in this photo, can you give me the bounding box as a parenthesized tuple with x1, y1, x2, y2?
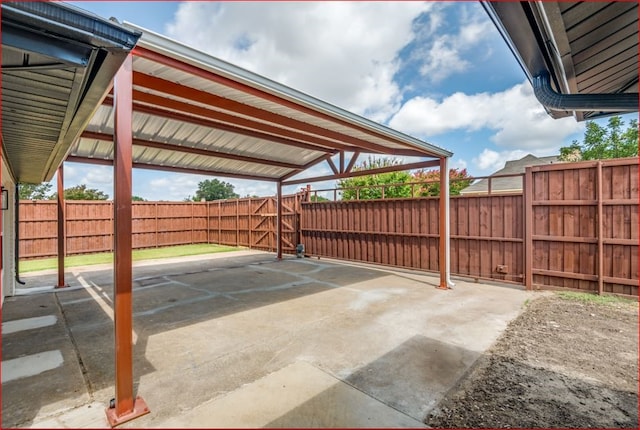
(103, 96, 337, 155)
(131, 89, 353, 153)
(65, 155, 280, 183)
(132, 72, 427, 156)
(132, 47, 442, 157)
(282, 159, 440, 186)
(81, 131, 303, 170)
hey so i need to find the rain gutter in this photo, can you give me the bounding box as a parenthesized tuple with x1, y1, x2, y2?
(532, 72, 639, 113)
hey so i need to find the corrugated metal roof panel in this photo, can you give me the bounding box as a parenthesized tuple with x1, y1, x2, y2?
(1, 1, 140, 183)
(131, 55, 418, 153)
(126, 22, 452, 158)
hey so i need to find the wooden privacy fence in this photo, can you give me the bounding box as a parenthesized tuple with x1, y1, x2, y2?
(524, 158, 638, 296)
(19, 195, 301, 259)
(301, 158, 638, 296)
(18, 158, 638, 296)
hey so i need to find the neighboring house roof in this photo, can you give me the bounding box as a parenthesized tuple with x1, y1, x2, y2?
(461, 154, 559, 195)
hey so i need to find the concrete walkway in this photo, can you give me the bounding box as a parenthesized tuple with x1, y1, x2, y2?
(2, 251, 534, 428)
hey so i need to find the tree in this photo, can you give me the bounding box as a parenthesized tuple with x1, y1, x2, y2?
(19, 182, 53, 200)
(191, 179, 239, 201)
(309, 195, 330, 202)
(50, 184, 109, 200)
(338, 157, 412, 200)
(559, 115, 638, 161)
(132, 196, 146, 201)
(412, 168, 473, 196)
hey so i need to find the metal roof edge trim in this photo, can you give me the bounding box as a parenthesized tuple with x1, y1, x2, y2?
(122, 21, 452, 159)
(481, 1, 575, 121)
(2, 1, 141, 50)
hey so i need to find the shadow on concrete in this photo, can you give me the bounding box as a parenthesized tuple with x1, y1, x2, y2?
(265, 336, 480, 428)
(3, 253, 390, 427)
(1, 292, 126, 429)
(262, 335, 637, 428)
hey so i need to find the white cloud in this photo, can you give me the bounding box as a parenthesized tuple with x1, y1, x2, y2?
(415, 4, 494, 82)
(389, 81, 583, 151)
(166, 2, 432, 122)
(146, 174, 207, 201)
(472, 149, 529, 172)
(451, 158, 468, 170)
(62, 164, 114, 198)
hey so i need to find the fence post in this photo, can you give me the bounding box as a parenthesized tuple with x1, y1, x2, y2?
(523, 168, 533, 290)
(597, 161, 604, 295)
(236, 199, 239, 247)
(248, 198, 253, 249)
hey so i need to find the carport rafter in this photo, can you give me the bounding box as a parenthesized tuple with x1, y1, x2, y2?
(282, 159, 441, 186)
(81, 131, 304, 170)
(131, 72, 430, 157)
(102, 96, 341, 155)
(132, 46, 446, 158)
(128, 90, 356, 153)
(65, 155, 280, 182)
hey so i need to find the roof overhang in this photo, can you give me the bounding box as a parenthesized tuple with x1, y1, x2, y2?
(483, 1, 639, 121)
(1, 1, 141, 183)
(69, 22, 451, 184)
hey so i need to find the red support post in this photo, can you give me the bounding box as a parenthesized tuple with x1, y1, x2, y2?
(277, 181, 283, 259)
(105, 54, 149, 427)
(437, 157, 452, 290)
(56, 165, 68, 288)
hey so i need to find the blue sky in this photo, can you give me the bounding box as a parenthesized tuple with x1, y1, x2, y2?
(58, 1, 635, 201)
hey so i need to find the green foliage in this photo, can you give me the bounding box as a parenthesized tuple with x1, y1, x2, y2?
(338, 157, 412, 200)
(50, 184, 109, 200)
(309, 194, 330, 202)
(191, 179, 239, 201)
(559, 116, 638, 161)
(412, 168, 472, 196)
(132, 196, 146, 201)
(337, 157, 472, 200)
(19, 182, 53, 200)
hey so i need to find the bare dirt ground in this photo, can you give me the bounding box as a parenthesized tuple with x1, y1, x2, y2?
(426, 293, 638, 428)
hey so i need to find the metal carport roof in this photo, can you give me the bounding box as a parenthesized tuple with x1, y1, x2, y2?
(69, 22, 451, 184)
(3, 6, 456, 426)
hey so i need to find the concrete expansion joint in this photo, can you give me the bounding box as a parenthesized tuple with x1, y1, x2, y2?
(53, 292, 95, 400)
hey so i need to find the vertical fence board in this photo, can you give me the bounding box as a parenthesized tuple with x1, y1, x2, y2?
(18, 159, 638, 297)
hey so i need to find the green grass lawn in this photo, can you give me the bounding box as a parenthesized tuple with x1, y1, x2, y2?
(20, 243, 241, 273)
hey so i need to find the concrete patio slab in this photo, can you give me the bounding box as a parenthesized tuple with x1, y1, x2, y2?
(159, 361, 424, 428)
(2, 251, 535, 428)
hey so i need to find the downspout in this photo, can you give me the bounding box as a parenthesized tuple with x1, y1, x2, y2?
(532, 71, 639, 112)
(14, 184, 25, 285)
(442, 160, 454, 289)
